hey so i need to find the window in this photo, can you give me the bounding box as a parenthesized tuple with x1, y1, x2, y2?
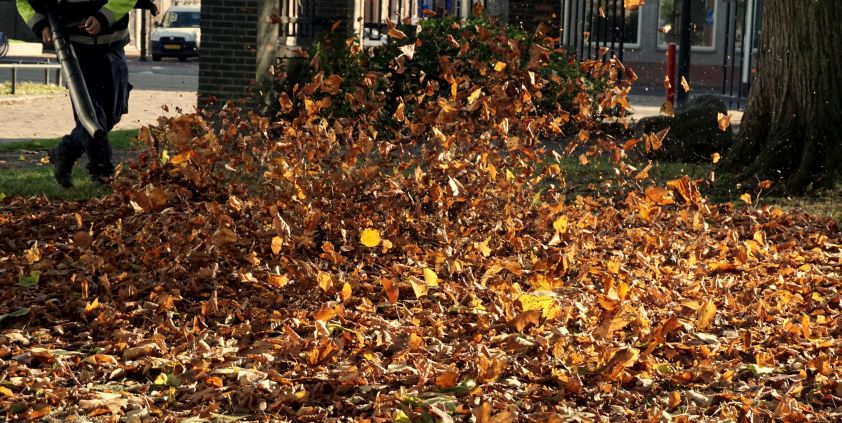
(586, 3, 642, 47)
(658, 0, 717, 48)
(162, 11, 201, 28)
(733, 0, 762, 51)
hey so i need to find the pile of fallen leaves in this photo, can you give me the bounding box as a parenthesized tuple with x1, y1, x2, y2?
(1, 15, 841, 422)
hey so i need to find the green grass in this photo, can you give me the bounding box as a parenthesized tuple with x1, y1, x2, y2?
(0, 166, 110, 201)
(0, 81, 67, 96)
(0, 128, 139, 153)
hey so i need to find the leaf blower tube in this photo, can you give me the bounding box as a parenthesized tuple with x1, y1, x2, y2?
(45, 2, 105, 141)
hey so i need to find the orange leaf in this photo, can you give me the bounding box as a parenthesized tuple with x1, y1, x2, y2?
(388, 28, 407, 40)
(711, 152, 721, 163)
(341, 282, 352, 301)
(680, 76, 691, 93)
(696, 300, 716, 330)
(717, 112, 731, 131)
(205, 376, 223, 388)
(512, 309, 542, 332)
(315, 306, 338, 321)
(381, 278, 399, 303)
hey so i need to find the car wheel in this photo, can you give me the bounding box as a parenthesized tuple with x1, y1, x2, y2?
(152, 55, 162, 61)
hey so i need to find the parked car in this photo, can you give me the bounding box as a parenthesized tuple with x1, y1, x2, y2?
(150, 5, 200, 61)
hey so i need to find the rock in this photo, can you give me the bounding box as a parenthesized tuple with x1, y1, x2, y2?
(636, 95, 732, 162)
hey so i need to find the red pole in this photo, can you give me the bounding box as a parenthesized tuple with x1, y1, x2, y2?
(666, 42, 676, 104)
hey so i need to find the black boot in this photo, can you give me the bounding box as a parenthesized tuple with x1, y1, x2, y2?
(48, 146, 75, 188)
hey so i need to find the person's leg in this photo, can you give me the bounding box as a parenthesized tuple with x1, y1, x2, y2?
(89, 46, 131, 180)
(73, 47, 114, 181)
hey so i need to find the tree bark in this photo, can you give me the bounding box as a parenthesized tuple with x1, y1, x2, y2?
(720, 0, 842, 193)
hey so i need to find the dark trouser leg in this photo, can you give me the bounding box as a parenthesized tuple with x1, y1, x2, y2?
(64, 45, 131, 179)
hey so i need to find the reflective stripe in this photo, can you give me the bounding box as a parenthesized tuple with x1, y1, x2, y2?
(16, 0, 39, 28)
(69, 29, 129, 45)
(27, 13, 46, 29)
(102, 0, 137, 22)
(99, 8, 117, 27)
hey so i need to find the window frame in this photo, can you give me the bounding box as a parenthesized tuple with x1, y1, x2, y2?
(655, 0, 719, 52)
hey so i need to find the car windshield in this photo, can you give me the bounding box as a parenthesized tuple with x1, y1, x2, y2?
(161, 11, 200, 28)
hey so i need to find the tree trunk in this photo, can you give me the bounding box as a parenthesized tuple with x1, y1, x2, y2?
(720, 0, 842, 193)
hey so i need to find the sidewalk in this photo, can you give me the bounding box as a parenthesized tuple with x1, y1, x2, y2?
(0, 50, 197, 143)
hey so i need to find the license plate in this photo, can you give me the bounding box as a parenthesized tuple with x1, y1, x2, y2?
(164, 44, 181, 50)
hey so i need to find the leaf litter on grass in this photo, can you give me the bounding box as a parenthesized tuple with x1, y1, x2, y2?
(1, 15, 841, 422)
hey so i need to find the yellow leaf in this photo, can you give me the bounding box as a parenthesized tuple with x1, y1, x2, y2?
(423, 268, 439, 286)
(553, 215, 568, 233)
(268, 274, 289, 288)
(711, 152, 721, 163)
(410, 279, 428, 298)
(518, 293, 559, 318)
(740, 193, 752, 204)
(467, 88, 482, 104)
(0, 192, 6, 202)
(341, 282, 352, 301)
(271, 236, 283, 255)
(85, 297, 100, 313)
(317, 271, 333, 292)
(360, 228, 381, 247)
(476, 237, 492, 257)
(494, 61, 507, 72)
(680, 76, 691, 93)
(381, 239, 393, 253)
(696, 300, 716, 330)
(0, 386, 13, 398)
(607, 260, 621, 274)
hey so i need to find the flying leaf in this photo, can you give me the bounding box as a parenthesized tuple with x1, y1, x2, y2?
(717, 112, 731, 131)
(740, 193, 752, 204)
(625, 0, 645, 11)
(711, 152, 721, 163)
(758, 180, 772, 190)
(398, 43, 415, 60)
(680, 76, 691, 93)
(360, 228, 381, 247)
(660, 100, 674, 117)
(388, 28, 407, 40)
(494, 61, 507, 72)
(271, 236, 283, 255)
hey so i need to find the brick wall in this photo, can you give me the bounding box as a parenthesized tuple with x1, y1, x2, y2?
(198, 0, 355, 108)
(198, 0, 259, 106)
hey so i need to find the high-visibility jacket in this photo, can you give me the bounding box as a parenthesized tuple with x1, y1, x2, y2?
(17, 0, 138, 47)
